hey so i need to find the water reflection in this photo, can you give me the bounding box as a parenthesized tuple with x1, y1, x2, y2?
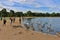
(22, 17, 60, 35)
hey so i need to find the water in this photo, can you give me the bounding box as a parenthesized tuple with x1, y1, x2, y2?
(22, 17, 60, 35)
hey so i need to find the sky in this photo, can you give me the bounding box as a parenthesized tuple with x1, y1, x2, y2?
(0, 0, 60, 13)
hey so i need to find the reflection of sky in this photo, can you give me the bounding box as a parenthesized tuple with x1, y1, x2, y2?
(22, 17, 60, 34)
(0, 0, 60, 12)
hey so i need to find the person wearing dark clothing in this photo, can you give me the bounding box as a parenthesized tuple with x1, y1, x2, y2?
(3, 18, 6, 25)
(19, 18, 21, 23)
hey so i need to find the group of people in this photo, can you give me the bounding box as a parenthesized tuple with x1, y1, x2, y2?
(10, 17, 15, 24)
(0, 17, 21, 25)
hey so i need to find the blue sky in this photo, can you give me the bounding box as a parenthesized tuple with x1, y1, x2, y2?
(0, 0, 60, 13)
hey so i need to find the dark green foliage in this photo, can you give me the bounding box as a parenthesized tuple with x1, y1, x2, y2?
(9, 10, 15, 17)
(0, 8, 60, 17)
(15, 12, 23, 17)
(0, 8, 8, 17)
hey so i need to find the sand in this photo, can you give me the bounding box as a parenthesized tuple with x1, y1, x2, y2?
(0, 17, 60, 40)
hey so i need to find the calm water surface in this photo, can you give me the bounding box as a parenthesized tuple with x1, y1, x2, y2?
(22, 17, 60, 35)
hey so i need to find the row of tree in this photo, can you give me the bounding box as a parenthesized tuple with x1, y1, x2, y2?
(0, 8, 60, 17)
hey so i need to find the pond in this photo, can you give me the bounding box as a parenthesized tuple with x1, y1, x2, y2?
(22, 17, 60, 35)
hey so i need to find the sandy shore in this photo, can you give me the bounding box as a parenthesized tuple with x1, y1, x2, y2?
(0, 17, 60, 40)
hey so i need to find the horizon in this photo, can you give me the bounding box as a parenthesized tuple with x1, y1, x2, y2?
(0, 0, 60, 13)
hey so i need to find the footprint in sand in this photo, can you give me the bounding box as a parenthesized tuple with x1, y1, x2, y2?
(31, 33, 34, 35)
(14, 31, 22, 36)
(19, 31, 22, 34)
(14, 34, 17, 35)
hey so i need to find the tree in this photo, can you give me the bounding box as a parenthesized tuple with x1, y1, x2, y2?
(56, 13, 60, 17)
(45, 12, 50, 17)
(50, 12, 56, 17)
(26, 11, 32, 16)
(15, 12, 23, 17)
(0, 11, 2, 17)
(0, 8, 8, 17)
(9, 10, 15, 17)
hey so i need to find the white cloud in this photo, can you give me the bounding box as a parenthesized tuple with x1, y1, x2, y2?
(8, 0, 35, 4)
(14, 0, 26, 4)
(36, 0, 56, 7)
(0, 0, 60, 12)
(8, 0, 26, 4)
(8, 0, 13, 2)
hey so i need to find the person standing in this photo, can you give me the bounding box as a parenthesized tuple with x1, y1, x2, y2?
(13, 17, 15, 23)
(19, 18, 21, 24)
(3, 17, 7, 25)
(10, 17, 13, 24)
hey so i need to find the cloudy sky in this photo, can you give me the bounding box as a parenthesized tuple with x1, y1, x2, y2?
(0, 0, 60, 13)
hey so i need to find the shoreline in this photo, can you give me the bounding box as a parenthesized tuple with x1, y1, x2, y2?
(0, 17, 60, 40)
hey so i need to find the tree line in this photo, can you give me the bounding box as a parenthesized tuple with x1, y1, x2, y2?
(0, 8, 60, 17)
